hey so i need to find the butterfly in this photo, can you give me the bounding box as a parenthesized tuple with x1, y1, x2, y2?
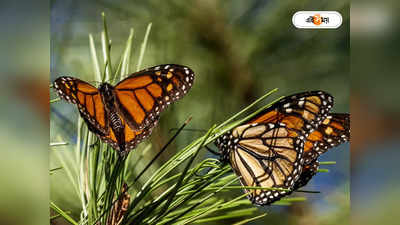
(214, 91, 350, 205)
(53, 64, 194, 155)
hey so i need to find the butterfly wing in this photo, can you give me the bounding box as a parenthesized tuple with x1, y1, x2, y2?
(248, 91, 334, 133)
(230, 133, 320, 206)
(243, 160, 320, 204)
(114, 64, 194, 131)
(304, 113, 350, 164)
(224, 122, 305, 205)
(270, 113, 349, 194)
(268, 115, 350, 194)
(292, 161, 319, 191)
(53, 76, 108, 135)
(99, 114, 158, 153)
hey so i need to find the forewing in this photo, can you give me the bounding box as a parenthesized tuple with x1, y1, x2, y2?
(248, 91, 334, 134)
(114, 64, 194, 130)
(53, 76, 108, 134)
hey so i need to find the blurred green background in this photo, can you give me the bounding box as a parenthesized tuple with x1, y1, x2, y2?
(50, 0, 349, 224)
(352, 1, 400, 225)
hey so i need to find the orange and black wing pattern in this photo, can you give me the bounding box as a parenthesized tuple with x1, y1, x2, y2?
(304, 113, 350, 164)
(114, 64, 194, 131)
(99, 114, 158, 152)
(215, 91, 342, 205)
(293, 113, 350, 190)
(291, 115, 350, 189)
(248, 91, 334, 132)
(53, 64, 195, 154)
(53, 75, 157, 153)
(53, 76, 108, 135)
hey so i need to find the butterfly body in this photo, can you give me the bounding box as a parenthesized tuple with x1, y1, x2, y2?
(54, 64, 194, 155)
(214, 91, 349, 205)
(97, 82, 126, 152)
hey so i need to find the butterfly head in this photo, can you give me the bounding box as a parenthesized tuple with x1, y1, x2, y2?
(215, 131, 236, 162)
(99, 82, 114, 92)
(99, 82, 115, 104)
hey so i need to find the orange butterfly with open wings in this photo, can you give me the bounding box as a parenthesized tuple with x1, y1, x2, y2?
(53, 64, 194, 155)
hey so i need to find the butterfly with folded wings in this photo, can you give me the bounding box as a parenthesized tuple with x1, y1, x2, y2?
(214, 91, 350, 205)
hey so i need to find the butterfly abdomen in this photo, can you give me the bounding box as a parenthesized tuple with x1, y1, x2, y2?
(110, 111, 123, 129)
(109, 110, 126, 153)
